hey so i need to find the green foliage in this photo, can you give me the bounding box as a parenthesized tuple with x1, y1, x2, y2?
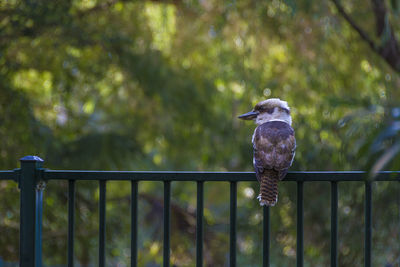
(0, 0, 400, 266)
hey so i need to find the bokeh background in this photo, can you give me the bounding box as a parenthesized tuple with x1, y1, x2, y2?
(1, 0, 400, 266)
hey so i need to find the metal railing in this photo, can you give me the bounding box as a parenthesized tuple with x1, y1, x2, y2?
(0, 155, 399, 267)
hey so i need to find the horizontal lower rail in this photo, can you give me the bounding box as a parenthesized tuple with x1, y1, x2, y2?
(40, 170, 400, 182)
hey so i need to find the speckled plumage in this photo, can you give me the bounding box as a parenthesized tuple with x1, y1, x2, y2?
(253, 121, 296, 206)
(239, 98, 296, 206)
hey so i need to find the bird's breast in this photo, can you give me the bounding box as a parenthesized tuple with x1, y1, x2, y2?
(253, 121, 294, 146)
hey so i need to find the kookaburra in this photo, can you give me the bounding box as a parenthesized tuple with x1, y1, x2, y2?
(239, 98, 296, 206)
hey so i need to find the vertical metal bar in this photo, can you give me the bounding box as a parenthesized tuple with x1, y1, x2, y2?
(131, 181, 138, 267)
(19, 155, 43, 267)
(365, 181, 372, 267)
(99, 180, 106, 267)
(263, 206, 270, 267)
(331, 181, 338, 267)
(196, 181, 204, 267)
(297, 181, 304, 267)
(68, 180, 75, 267)
(35, 187, 44, 267)
(230, 181, 237, 267)
(164, 181, 171, 267)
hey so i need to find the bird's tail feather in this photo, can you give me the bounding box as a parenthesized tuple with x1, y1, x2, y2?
(258, 171, 279, 206)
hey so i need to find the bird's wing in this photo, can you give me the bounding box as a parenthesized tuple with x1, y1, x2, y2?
(253, 121, 296, 181)
(253, 131, 274, 182)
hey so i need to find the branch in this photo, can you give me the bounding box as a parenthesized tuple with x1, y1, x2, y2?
(331, 0, 378, 52)
(331, 0, 400, 72)
(370, 0, 386, 36)
(370, 0, 400, 71)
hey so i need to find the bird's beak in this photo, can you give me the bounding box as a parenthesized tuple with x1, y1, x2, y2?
(238, 110, 259, 120)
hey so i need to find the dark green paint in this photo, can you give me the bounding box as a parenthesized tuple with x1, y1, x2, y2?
(263, 206, 270, 267)
(35, 189, 43, 267)
(196, 181, 204, 267)
(41, 170, 400, 182)
(365, 182, 372, 267)
(331, 182, 338, 267)
(8, 156, 397, 266)
(131, 181, 138, 267)
(99, 180, 106, 267)
(230, 181, 237, 267)
(0, 170, 17, 181)
(164, 181, 171, 267)
(68, 180, 75, 267)
(19, 156, 43, 267)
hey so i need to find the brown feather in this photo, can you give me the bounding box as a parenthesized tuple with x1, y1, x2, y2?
(253, 121, 296, 206)
(259, 170, 279, 206)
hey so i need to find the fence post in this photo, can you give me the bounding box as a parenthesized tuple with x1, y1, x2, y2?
(19, 156, 44, 267)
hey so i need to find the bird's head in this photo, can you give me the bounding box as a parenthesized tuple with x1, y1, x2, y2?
(238, 98, 292, 125)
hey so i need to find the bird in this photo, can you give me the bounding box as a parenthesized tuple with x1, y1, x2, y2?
(238, 98, 296, 206)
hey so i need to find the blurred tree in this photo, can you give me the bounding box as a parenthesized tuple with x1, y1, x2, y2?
(331, 0, 400, 73)
(0, 0, 399, 266)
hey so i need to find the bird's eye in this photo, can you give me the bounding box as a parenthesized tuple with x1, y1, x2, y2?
(266, 108, 274, 114)
(279, 107, 290, 114)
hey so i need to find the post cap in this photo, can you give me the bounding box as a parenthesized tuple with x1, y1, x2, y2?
(20, 155, 44, 162)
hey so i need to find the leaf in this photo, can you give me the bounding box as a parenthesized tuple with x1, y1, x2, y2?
(283, 0, 297, 14)
(390, 0, 400, 14)
(370, 141, 400, 178)
(370, 121, 400, 153)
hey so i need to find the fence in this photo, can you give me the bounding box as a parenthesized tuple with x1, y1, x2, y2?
(0, 155, 399, 267)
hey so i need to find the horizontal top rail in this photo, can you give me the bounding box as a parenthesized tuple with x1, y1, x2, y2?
(39, 170, 400, 182)
(0, 170, 18, 181)
(1, 169, 399, 182)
